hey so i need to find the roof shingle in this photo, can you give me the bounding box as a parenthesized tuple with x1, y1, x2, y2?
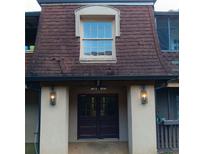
(26, 5, 174, 78)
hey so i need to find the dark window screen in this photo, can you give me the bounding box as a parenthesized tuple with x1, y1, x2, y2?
(170, 17, 179, 50)
(157, 17, 169, 50)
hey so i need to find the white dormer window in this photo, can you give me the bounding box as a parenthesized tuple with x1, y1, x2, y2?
(75, 6, 120, 63)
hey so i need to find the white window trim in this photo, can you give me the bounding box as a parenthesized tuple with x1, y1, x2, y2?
(25, 50, 34, 53)
(75, 5, 120, 37)
(75, 6, 120, 63)
(79, 19, 116, 63)
(25, 45, 35, 53)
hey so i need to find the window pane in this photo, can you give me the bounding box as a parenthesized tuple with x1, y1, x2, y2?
(100, 96, 117, 117)
(156, 17, 169, 50)
(169, 88, 179, 120)
(79, 96, 96, 117)
(84, 47, 90, 55)
(83, 23, 90, 38)
(98, 23, 104, 38)
(170, 17, 179, 50)
(83, 40, 112, 56)
(83, 22, 112, 38)
(90, 23, 97, 38)
(104, 22, 112, 38)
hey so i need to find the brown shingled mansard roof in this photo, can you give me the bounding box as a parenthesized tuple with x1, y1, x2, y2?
(26, 5, 177, 80)
(37, 0, 156, 4)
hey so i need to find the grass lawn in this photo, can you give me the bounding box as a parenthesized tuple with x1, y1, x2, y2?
(25, 143, 36, 154)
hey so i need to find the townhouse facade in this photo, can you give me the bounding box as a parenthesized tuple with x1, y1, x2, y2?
(25, 1, 179, 154)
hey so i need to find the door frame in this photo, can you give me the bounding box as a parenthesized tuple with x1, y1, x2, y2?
(77, 94, 119, 139)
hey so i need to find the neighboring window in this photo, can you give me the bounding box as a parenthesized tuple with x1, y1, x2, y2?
(75, 6, 120, 62)
(156, 16, 179, 51)
(25, 45, 35, 53)
(82, 20, 114, 58)
(156, 88, 179, 121)
(25, 13, 39, 53)
(176, 95, 179, 120)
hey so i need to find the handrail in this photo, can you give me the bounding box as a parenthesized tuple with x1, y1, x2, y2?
(157, 123, 179, 151)
(162, 120, 179, 125)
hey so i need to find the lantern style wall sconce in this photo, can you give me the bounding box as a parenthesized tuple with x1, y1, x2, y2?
(140, 86, 148, 104)
(50, 87, 56, 106)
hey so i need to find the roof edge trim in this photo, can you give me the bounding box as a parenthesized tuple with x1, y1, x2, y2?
(37, 0, 155, 4)
(40, 2, 154, 6)
(155, 11, 179, 16)
(26, 76, 178, 82)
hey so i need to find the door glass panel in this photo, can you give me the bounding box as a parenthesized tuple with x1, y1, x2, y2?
(78, 95, 118, 139)
(100, 96, 117, 117)
(79, 96, 96, 117)
(99, 95, 119, 138)
(78, 95, 97, 139)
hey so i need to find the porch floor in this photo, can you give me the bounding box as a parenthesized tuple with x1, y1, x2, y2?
(69, 141, 128, 154)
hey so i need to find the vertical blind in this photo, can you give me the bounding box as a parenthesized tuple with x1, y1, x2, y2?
(156, 16, 179, 51)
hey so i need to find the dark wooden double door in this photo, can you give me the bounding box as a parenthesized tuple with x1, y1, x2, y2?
(78, 94, 119, 139)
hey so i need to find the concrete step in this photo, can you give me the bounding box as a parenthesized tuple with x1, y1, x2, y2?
(69, 141, 128, 154)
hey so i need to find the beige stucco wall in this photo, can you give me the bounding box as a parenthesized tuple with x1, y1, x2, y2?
(40, 87, 69, 154)
(34, 84, 158, 154)
(69, 86, 128, 142)
(167, 82, 179, 87)
(127, 85, 157, 154)
(25, 90, 39, 143)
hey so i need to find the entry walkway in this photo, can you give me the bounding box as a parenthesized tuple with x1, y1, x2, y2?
(69, 141, 128, 154)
